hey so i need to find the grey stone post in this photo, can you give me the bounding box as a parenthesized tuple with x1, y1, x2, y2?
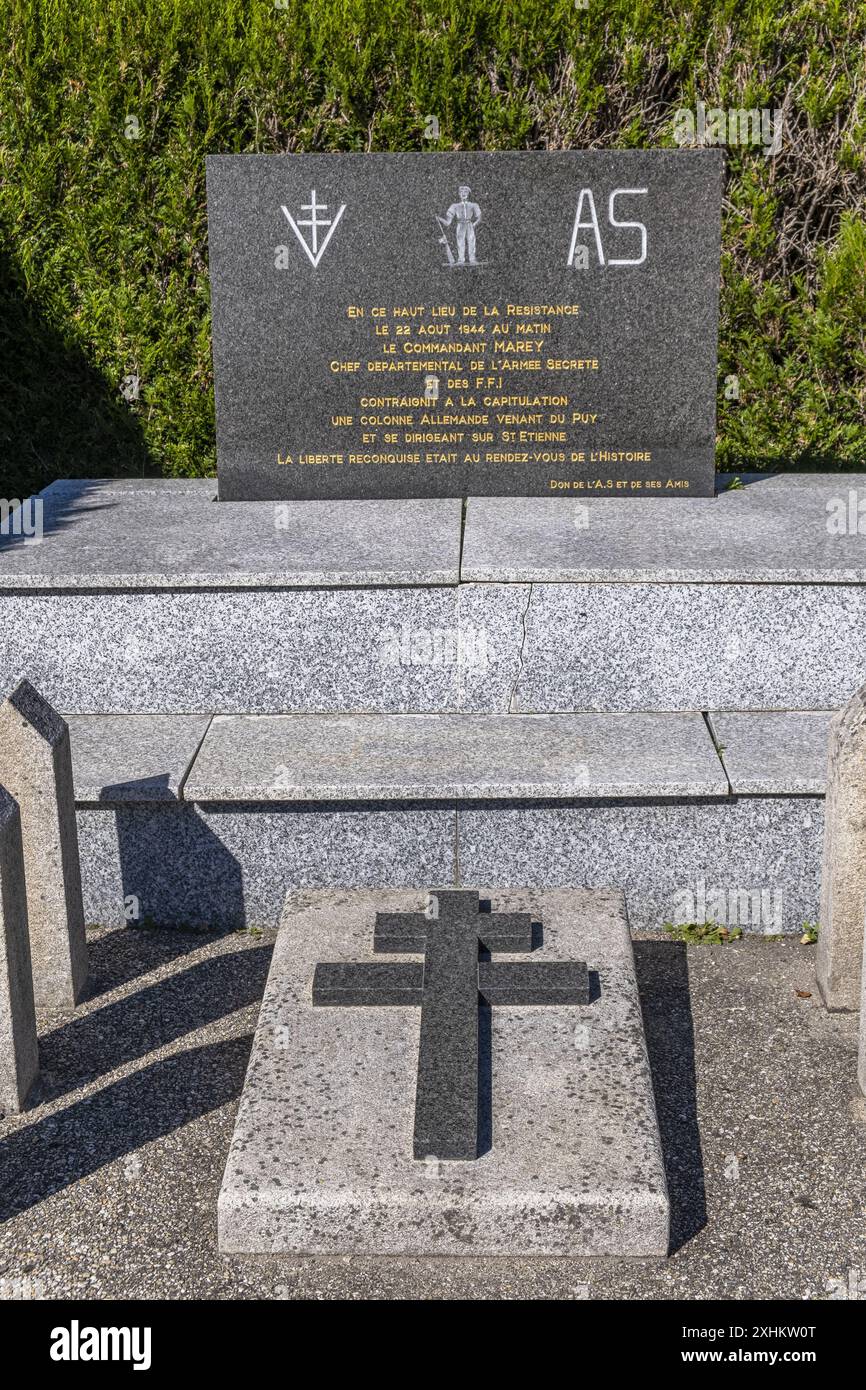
(0, 785, 39, 1112)
(0, 680, 88, 1009)
(816, 685, 866, 1011)
(860, 929, 866, 1096)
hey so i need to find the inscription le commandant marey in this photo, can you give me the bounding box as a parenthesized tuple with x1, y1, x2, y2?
(206, 150, 723, 501)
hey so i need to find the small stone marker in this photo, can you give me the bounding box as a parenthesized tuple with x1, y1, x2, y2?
(0, 785, 39, 1112)
(313, 889, 590, 1159)
(0, 680, 88, 1009)
(218, 887, 669, 1256)
(817, 684, 866, 1011)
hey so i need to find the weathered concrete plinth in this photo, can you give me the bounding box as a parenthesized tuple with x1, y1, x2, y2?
(0, 680, 88, 1010)
(0, 786, 39, 1113)
(218, 887, 669, 1257)
(817, 686, 866, 1012)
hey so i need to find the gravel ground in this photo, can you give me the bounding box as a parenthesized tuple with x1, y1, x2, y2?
(0, 922, 864, 1301)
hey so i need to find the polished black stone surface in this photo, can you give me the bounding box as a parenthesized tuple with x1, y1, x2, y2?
(478, 959, 589, 1005)
(207, 151, 723, 500)
(312, 961, 423, 1005)
(312, 890, 594, 1160)
(413, 911, 480, 1160)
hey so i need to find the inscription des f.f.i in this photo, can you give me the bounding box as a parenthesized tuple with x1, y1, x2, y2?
(273, 185, 649, 271)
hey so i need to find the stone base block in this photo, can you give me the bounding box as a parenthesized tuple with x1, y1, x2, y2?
(458, 798, 824, 934)
(75, 795, 822, 935)
(217, 887, 669, 1257)
(76, 803, 456, 929)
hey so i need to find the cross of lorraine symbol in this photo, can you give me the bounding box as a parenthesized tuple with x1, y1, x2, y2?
(281, 189, 345, 267)
(312, 890, 593, 1161)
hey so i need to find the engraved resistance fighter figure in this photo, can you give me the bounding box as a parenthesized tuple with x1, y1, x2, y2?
(437, 185, 482, 266)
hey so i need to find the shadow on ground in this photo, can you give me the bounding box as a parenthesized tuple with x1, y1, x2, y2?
(633, 938, 706, 1254)
(84, 923, 224, 996)
(0, 934, 272, 1219)
(0, 1036, 254, 1221)
(40, 946, 272, 1098)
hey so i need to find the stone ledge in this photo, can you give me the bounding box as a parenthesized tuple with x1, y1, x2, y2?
(461, 475, 866, 583)
(64, 710, 835, 805)
(4, 475, 866, 713)
(183, 711, 728, 801)
(66, 714, 211, 803)
(708, 710, 833, 795)
(0, 481, 462, 589)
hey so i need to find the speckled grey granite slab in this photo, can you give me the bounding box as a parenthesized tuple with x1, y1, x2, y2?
(461, 475, 866, 582)
(184, 711, 726, 801)
(708, 711, 834, 794)
(6, 579, 861, 715)
(456, 580, 530, 713)
(502, 581, 866, 712)
(4, 475, 866, 715)
(457, 797, 823, 934)
(76, 804, 456, 930)
(74, 792, 823, 935)
(66, 715, 211, 802)
(0, 481, 461, 588)
(0, 587, 467, 714)
(217, 886, 669, 1256)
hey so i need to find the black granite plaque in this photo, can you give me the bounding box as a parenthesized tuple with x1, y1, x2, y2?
(207, 150, 723, 500)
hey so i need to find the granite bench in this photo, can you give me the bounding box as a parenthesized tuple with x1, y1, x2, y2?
(1, 473, 865, 715)
(66, 709, 831, 935)
(2, 472, 860, 936)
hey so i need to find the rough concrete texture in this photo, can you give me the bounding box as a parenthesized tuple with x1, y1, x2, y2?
(817, 686, 866, 1011)
(218, 888, 669, 1257)
(0, 787, 38, 1114)
(0, 923, 864, 1298)
(0, 680, 88, 1009)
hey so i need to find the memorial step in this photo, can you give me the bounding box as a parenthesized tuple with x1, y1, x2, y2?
(2, 476, 865, 715)
(181, 710, 729, 801)
(62, 709, 831, 935)
(64, 708, 832, 804)
(217, 886, 670, 1257)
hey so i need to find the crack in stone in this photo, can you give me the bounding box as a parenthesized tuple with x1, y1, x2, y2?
(508, 583, 533, 713)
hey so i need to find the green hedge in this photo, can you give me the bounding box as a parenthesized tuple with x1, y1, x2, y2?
(1, 0, 864, 499)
